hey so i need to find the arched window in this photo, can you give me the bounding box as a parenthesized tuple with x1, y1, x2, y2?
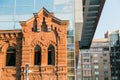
(48, 44, 55, 65)
(6, 46, 16, 66)
(34, 45, 41, 65)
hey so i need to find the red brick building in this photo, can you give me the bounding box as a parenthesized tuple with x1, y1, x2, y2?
(0, 8, 68, 80)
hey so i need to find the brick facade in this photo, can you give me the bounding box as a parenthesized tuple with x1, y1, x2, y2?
(0, 8, 68, 80)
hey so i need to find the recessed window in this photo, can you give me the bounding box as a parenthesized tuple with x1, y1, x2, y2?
(104, 71, 108, 76)
(103, 60, 107, 62)
(82, 53, 90, 57)
(83, 64, 91, 68)
(32, 18, 37, 32)
(68, 76, 75, 80)
(83, 59, 90, 62)
(67, 52, 74, 59)
(67, 68, 74, 75)
(87, 13, 97, 17)
(88, 7, 99, 11)
(104, 77, 109, 80)
(85, 23, 93, 26)
(86, 18, 95, 21)
(67, 60, 74, 67)
(41, 17, 47, 32)
(6, 46, 16, 66)
(95, 77, 99, 80)
(93, 54, 98, 57)
(90, 0, 100, 5)
(94, 59, 98, 63)
(104, 66, 108, 69)
(34, 45, 41, 65)
(95, 71, 99, 75)
(67, 36, 74, 43)
(48, 44, 55, 65)
(77, 72, 81, 75)
(103, 53, 107, 56)
(103, 48, 109, 51)
(94, 65, 99, 69)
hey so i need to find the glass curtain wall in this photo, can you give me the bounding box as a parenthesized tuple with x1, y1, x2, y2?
(53, 0, 75, 80)
(0, 0, 53, 29)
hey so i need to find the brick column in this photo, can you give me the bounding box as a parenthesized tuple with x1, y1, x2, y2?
(41, 47, 47, 66)
(57, 44, 67, 66)
(21, 25, 33, 66)
(21, 45, 31, 66)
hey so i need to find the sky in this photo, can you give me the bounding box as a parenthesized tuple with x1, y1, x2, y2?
(94, 0, 120, 38)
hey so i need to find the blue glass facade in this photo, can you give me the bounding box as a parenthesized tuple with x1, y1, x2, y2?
(0, 0, 53, 29)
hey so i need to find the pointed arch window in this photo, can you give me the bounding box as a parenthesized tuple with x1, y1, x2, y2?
(34, 45, 41, 65)
(48, 45, 55, 65)
(6, 46, 16, 66)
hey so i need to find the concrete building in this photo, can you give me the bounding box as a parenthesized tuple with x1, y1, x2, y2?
(81, 50, 92, 80)
(107, 30, 120, 80)
(77, 29, 120, 80)
(77, 38, 111, 80)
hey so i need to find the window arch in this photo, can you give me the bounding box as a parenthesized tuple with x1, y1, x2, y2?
(6, 46, 16, 66)
(48, 44, 55, 65)
(34, 45, 41, 65)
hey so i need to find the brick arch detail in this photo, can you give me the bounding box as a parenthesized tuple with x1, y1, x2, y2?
(47, 40, 56, 48)
(31, 39, 43, 48)
(31, 38, 56, 49)
(1, 42, 18, 54)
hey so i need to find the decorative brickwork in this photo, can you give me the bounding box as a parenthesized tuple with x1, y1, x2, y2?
(0, 8, 68, 80)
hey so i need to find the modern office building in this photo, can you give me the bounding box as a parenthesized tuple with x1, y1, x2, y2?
(0, 0, 105, 80)
(106, 30, 120, 80)
(77, 38, 111, 80)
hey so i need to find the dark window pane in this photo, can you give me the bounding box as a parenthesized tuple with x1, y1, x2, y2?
(34, 45, 41, 65)
(48, 44, 55, 65)
(90, 0, 100, 5)
(6, 46, 16, 66)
